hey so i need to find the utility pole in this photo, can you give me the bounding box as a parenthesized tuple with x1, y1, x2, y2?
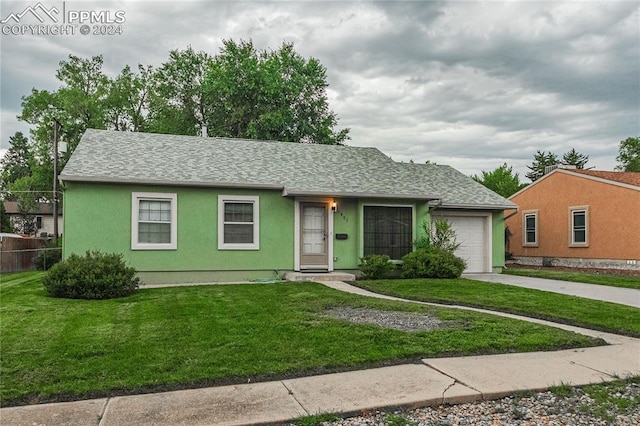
(52, 120, 59, 239)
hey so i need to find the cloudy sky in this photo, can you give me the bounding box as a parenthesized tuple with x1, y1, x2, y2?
(1, 0, 638, 181)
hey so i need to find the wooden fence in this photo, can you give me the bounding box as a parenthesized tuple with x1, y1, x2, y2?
(0, 237, 49, 273)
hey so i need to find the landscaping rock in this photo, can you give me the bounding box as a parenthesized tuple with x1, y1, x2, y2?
(323, 307, 451, 332)
(317, 380, 640, 425)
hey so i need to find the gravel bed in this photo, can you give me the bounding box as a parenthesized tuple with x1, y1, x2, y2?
(323, 307, 451, 332)
(314, 380, 640, 426)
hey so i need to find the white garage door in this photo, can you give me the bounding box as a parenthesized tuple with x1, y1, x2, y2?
(434, 215, 489, 273)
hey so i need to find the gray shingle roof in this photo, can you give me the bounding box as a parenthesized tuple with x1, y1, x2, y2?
(60, 129, 514, 209)
(402, 163, 516, 209)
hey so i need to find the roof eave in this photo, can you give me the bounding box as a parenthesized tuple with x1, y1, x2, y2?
(564, 169, 640, 191)
(509, 169, 640, 200)
(283, 189, 441, 201)
(432, 201, 517, 210)
(59, 175, 285, 191)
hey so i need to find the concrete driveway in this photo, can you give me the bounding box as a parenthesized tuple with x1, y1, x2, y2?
(464, 273, 640, 308)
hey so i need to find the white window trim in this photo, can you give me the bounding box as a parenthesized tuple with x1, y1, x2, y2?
(523, 210, 538, 247)
(131, 192, 177, 250)
(569, 206, 589, 247)
(218, 195, 260, 250)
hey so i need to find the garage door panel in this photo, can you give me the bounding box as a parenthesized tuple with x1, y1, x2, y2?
(434, 215, 488, 273)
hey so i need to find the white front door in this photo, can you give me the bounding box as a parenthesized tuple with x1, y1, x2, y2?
(300, 203, 328, 268)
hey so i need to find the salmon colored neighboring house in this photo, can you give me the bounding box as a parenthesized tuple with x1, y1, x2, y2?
(505, 168, 640, 270)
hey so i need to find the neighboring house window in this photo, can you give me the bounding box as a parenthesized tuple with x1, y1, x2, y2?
(570, 207, 589, 246)
(523, 211, 538, 246)
(36, 216, 43, 229)
(363, 205, 413, 260)
(131, 192, 177, 250)
(218, 195, 259, 250)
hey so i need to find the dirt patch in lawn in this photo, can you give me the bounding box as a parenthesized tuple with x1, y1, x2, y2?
(323, 307, 457, 332)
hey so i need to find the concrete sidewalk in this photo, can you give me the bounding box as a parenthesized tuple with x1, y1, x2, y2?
(464, 273, 640, 308)
(2, 281, 639, 426)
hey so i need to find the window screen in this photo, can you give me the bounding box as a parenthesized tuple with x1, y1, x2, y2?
(363, 206, 412, 259)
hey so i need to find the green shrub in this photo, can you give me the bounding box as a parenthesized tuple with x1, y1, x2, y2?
(43, 251, 140, 299)
(401, 247, 466, 279)
(359, 254, 396, 279)
(35, 239, 62, 271)
(414, 218, 461, 252)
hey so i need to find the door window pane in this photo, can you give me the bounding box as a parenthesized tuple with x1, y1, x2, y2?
(303, 206, 325, 255)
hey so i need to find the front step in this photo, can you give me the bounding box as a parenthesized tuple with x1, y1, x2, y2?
(284, 271, 356, 282)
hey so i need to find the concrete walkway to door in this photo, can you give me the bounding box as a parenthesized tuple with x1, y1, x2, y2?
(464, 273, 640, 308)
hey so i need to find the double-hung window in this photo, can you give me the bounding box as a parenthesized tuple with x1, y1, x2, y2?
(363, 205, 413, 260)
(523, 211, 538, 246)
(132, 192, 177, 250)
(570, 207, 588, 246)
(218, 195, 259, 250)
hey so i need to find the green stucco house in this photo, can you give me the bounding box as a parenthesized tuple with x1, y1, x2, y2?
(60, 129, 515, 284)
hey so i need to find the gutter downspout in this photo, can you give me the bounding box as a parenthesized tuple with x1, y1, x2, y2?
(503, 207, 519, 269)
(504, 207, 519, 221)
(428, 198, 443, 213)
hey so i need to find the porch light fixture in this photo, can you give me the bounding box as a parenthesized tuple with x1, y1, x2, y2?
(331, 200, 337, 212)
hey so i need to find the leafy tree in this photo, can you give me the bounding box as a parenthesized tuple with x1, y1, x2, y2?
(561, 148, 589, 169)
(20, 55, 110, 159)
(525, 150, 559, 182)
(616, 137, 640, 172)
(10, 43, 350, 212)
(18, 55, 111, 212)
(471, 163, 527, 198)
(17, 55, 147, 207)
(105, 64, 153, 132)
(202, 39, 349, 144)
(147, 47, 213, 135)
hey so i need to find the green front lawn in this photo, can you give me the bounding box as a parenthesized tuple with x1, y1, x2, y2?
(503, 267, 640, 290)
(1, 272, 601, 405)
(353, 278, 640, 336)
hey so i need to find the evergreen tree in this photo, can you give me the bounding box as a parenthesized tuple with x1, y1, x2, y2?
(525, 150, 559, 182)
(0, 202, 14, 233)
(562, 148, 589, 169)
(0, 132, 33, 196)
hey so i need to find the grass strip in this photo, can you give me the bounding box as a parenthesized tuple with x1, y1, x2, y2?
(503, 268, 640, 290)
(0, 273, 601, 405)
(353, 278, 640, 336)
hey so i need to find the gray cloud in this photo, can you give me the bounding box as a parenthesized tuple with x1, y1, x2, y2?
(1, 0, 638, 179)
